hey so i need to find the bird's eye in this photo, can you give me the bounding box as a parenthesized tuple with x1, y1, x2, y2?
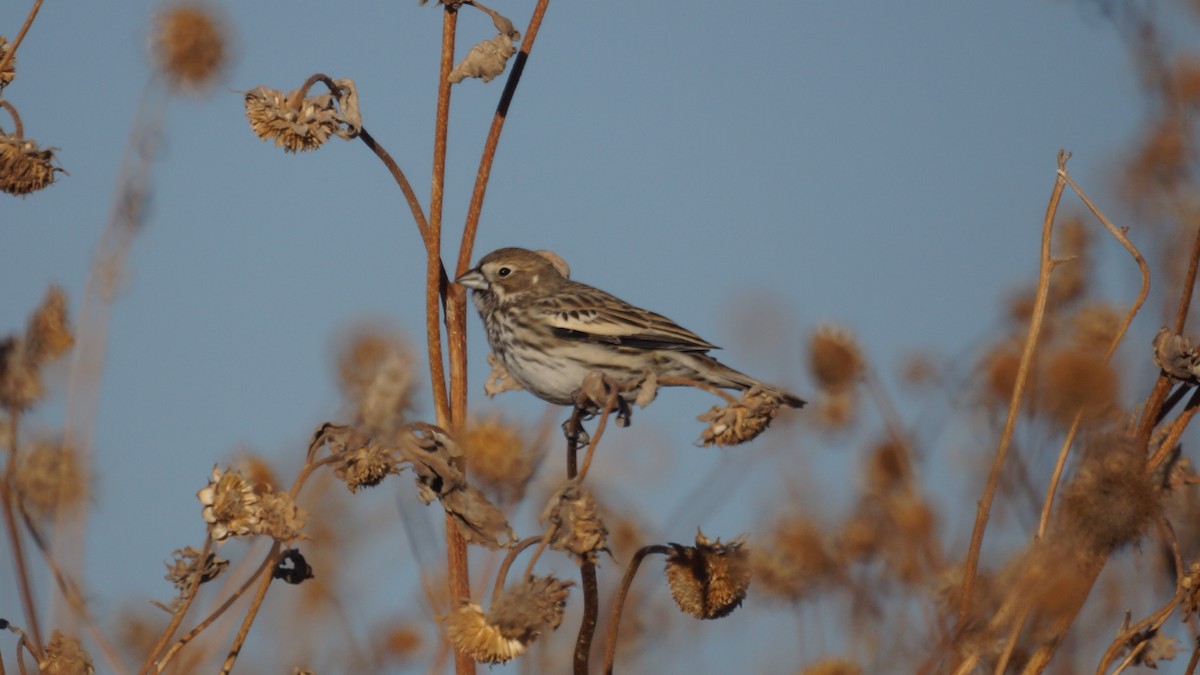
(497, 267, 512, 278)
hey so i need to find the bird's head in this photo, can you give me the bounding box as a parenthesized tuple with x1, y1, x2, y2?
(455, 248, 570, 302)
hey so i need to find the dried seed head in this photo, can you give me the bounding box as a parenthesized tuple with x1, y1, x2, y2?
(1059, 431, 1159, 553)
(486, 576, 573, 645)
(25, 285, 74, 364)
(335, 326, 415, 435)
(697, 388, 782, 447)
(460, 415, 536, 503)
(865, 439, 911, 495)
(332, 439, 403, 492)
(445, 603, 526, 664)
(0, 133, 64, 195)
(1069, 302, 1121, 353)
(256, 490, 306, 542)
(813, 391, 857, 430)
(164, 546, 228, 592)
(664, 531, 750, 619)
(377, 622, 423, 662)
(979, 340, 1027, 407)
(198, 465, 261, 541)
(1154, 328, 1200, 383)
(39, 630, 94, 675)
(0, 337, 41, 409)
(449, 32, 519, 84)
(900, 350, 940, 389)
(541, 481, 609, 563)
(153, 4, 227, 91)
(1042, 347, 1118, 427)
(808, 324, 865, 392)
(750, 518, 840, 602)
(14, 436, 87, 518)
(244, 79, 360, 153)
(1124, 118, 1190, 199)
(0, 36, 15, 89)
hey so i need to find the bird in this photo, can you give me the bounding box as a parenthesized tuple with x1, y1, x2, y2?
(455, 247, 805, 409)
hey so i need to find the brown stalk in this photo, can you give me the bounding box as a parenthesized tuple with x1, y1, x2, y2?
(0, 0, 42, 84)
(425, 9, 473, 675)
(1136, 224, 1200, 450)
(137, 537, 213, 675)
(563, 409, 599, 675)
(1, 409, 42, 658)
(602, 544, 672, 675)
(153, 548, 278, 673)
(217, 542, 285, 675)
(958, 151, 1070, 624)
(1035, 169, 1150, 541)
(0, 99, 22, 138)
(490, 536, 543, 602)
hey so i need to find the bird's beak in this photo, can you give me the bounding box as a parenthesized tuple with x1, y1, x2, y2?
(455, 268, 489, 291)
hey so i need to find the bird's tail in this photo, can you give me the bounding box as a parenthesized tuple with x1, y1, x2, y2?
(684, 354, 807, 409)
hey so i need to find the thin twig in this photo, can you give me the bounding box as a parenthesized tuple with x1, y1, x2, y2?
(602, 544, 671, 675)
(0, 0, 43, 85)
(577, 389, 619, 482)
(217, 543, 285, 675)
(0, 100, 22, 138)
(138, 537, 214, 674)
(562, 410, 598, 675)
(1, 408, 42, 658)
(958, 151, 1070, 623)
(491, 536, 542, 602)
(1035, 171, 1150, 540)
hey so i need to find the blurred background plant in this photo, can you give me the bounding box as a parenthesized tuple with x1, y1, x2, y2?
(6, 0, 1200, 673)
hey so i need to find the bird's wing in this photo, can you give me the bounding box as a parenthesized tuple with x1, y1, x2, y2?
(530, 286, 718, 352)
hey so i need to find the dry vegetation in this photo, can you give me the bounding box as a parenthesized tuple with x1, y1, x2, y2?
(7, 1, 1200, 674)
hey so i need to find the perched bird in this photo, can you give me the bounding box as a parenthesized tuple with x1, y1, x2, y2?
(455, 247, 805, 408)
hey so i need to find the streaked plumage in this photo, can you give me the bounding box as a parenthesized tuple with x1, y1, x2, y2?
(456, 248, 806, 408)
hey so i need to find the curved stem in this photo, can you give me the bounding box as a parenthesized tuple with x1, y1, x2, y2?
(602, 544, 670, 675)
(0, 99, 22, 138)
(0, 0, 43, 88)
(959, 151, 1069, 624)
(491, 536, 542, 602)
(577, 390, 618, 482)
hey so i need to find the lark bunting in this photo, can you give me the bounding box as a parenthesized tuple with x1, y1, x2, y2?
(455, 248, 806, 408)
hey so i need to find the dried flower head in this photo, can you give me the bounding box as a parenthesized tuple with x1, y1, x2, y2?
(1174, 52, 1200, 106)
(697, 388, 782, 447)
(39, 630, 94, 675)
(665, 531, 750, 619)
(333, 439, 403, 492)
(14, 436, 87, 518)
(445, 603, 526, 664)
(865, 439, 911, 495)
(486, 576, 573, 645)
(1154, 328, 1200, 383)
(257, 490, 306, 542)
(244, 79, 361, 153)
(377, 622, 423, 662)
(0, 36, 15, 89)
(153, 4, 227, 90)
(1059, 431, 1159, 553)
(0, 133, 64, 195)
(1124, 118, 1191, 199)
(750, 518, 840, 602)
(808, 324, 865, 392)
(449, 29, 520, 84)
(1042, 347, 1118, 426)
(813, 391, 857, 430)
(164, 546, 228, 592)
(0, 337, 41, 409)
(1069, 302, 1121, 353)
(540, 481, 609, 563)
(198, 465, 261, 541)
(460, 415, 536, 503)
(26, 285, 74, 364)
(336, 326, 416, 434)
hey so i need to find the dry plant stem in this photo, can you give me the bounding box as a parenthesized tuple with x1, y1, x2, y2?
(1149, 391, 1200, 471)
(217, 542, 284, 675)
(154, 549, 278, 674)
(1186, 645, 1200, 675)
(603, 544, 671, 675)
(562, 411, 599, 675)
(1137, 223, 1200, 448)
(577, 390, 619, 482)
(357, 128, 434, 245)
(0, 0, 42, 82)
(17, 509, 126, 674)
(958, 151, 1069, 624)
(0, 100, 22, 138)
(1035, 175, 1149, 540)
(426, 9, 472, 675)
(993, 604, 1034, 675)
(491, 536, 543, 602)
(138, 537, 214, 675)
(1095, 589, 1184, 675)
(1, 409, 42, 658)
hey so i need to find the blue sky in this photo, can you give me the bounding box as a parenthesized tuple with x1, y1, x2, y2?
(1, 0, 1165, 671)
